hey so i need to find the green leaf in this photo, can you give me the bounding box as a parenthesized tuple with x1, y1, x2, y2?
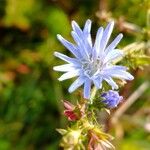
(56, 129, 67, 135)
(134, 55, 150, 66)
(45, 7, 71, 36)
(124, 54, 150, 69)
(120, 45, 150, 69)
(3, 0, 36, 29)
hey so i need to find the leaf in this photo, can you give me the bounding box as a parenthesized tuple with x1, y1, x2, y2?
(56, 128, 67, 135)
(3, 0, 36, 30)
(134, 55, 150, 66)
(120, 51, 150, 69)
(45, 7, 71, 36)
(129, 54, 150, 69)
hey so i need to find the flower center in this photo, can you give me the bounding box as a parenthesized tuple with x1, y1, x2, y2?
(82, 58, 103, 78)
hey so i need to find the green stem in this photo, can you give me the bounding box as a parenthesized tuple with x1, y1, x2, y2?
(90, 86, 98, 104)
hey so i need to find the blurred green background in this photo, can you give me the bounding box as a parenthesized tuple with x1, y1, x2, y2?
(0, 0, 150, 149)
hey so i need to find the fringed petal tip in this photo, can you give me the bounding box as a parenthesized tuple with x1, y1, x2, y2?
(108, 20, 115, 27)
(127, 74, 134, 80)
(56, 34, 61, 38)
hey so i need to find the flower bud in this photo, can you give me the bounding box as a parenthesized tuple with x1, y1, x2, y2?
(63, 100, 78, 121)
(60, 129, 82, 149)
(88, 129, 114, 150)
(101, 90, 123, 108)
(63, 100, 86, 121)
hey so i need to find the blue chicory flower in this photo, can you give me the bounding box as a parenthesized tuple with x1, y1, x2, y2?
(53, 19, 134, 99)
(101, 90, 123, 108)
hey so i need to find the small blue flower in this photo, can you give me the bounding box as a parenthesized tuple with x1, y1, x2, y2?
(101, 90, 123, 108)
(53, 19, 134, 99)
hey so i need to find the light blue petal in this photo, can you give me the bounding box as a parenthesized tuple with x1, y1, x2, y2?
(104, 49, 123, 63)
(104, 65, 127, 71)
(71, 20, 83, 38)
(71, 31, 89, 59)
(83, 19, 92, 48)
(100, 21, 114, 52)
(84, 79, 91, 99)
(102, 66, 134, 80)
(109, 70, 134, 80)
(72, 20, 92, 54)
(54, 52, 79, 64)
(57, 34, 81, 58)
(104, 77, 118, 89)
(83, 19, 92, 34)
(53, 64, 75, 72)
(105, 33, 123, 54)
(58, 70, 80, 81)
(93, 76, 103, 89)
(68, 76, 85, 93)
(82, 36, 92, 54)
(93, 27, 104, 59)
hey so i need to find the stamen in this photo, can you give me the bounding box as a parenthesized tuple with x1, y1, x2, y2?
(82, 59, 103, 78)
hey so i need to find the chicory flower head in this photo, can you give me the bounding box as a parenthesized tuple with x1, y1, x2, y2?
(53, 19, 134, 99)
(101, 90, 123, 108)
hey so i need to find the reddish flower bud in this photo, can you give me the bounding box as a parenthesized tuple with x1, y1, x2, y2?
(63, 100, 86, 121)
(64, 110, 78, 121)
(63, 100, 74, 111)
(63, 100, 78, 121)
